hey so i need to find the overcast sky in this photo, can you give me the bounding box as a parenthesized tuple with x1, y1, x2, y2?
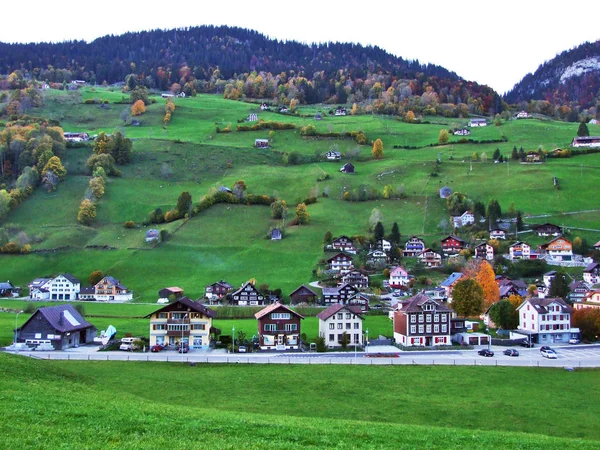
(2, 1, 599, 94)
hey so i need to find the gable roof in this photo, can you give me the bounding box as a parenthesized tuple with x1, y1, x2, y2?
(398, 293, 454, 313)
(97, 276, 127, 290)
(441, 272, 464, 287)
(441, 235, 465, 243)
(316, 303, 363, 320)
(57, 273, 80, 284)
(21, 304, 94, 333)
(327, 252, 353, 263)
(254, 302, 305, 320)
(145, 296, 216, 318)
(585, 262, 600, 273)
(518, 297, 572, 314)
(289, 284, 318, 297)
(0, 281, 14, 290)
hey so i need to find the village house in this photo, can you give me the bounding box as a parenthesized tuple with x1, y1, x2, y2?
(418, 248, 442, 268)
(441, 235, 466, 254)
(16, 304, 97, 350)
(0, 281, 17, 297)
(452, 211, 475, 228)
(145, 229, 160, 242)
(377, 239, 392, 252)
(28, 277, 52, 300)
(474, 242, 494, 260)
(516, 110, 530, 119)
(230, 282, 266, 306)
(327, 253, 354, 274)
(489, 228, 507, 240)
(538, 236, 573, 261)
(145, 297, 216, 350)
(509, 242, 533, 260)
(584, 262, 600, 285)
(331, 235, 357, 254)
(317, 304, 363, 348)
(340, 162, 355, 173)
(341, 271, 369, 289)
(569, 280, 590, 303)
(575, 290, 600, 310)
(94, 276, 132, 302)
(440, 272, 464, 302)
(255, 303, 304, 350)
(393, 293, 453, 347)
(289, 285, 319, 305)
(533, 223, 562, 237)
(469, 118, 487, 127)
(453, 129, 470, 136)
(326, 150, 342, 160)
(270, 228, 282, 240)
(260, 103, 269, 110)
(46, 274, 81, 301)
(403, 236, 426, 257)
(367, 249, 388, 265)
(512, 297, 579, 345)
(254, 138, 269, 148)
(334, 107, 347, 116)
(158, 287, 185, 300)
(205, 280, 233, 304)
(321, 283, 359, 306)
(571, 136, 600, 148)
(347, 292, 370, 312)
(389, 266, 410, 289)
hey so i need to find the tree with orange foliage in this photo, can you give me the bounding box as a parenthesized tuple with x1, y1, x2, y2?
(131, 99, 146, 116)
(507, 294, 524, 310)
(475, 260, 499, 309)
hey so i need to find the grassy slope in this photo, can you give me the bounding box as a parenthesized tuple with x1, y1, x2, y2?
(1, 89, 599, 300)
(0, 353, 599, 449)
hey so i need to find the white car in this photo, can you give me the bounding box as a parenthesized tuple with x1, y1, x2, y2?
(541, 349, 557, 359)
(569, 338, 580, 345)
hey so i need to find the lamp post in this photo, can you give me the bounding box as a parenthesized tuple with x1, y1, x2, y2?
(181, 313, 188, 363)
(366, 328, 369, 355)
(14, 310, 23, 351)
(232, 325, 235, 354)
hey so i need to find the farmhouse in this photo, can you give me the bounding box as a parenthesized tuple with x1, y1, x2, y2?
(418, 249, 442, 268)
(94, 276, 132, 302)
(326, 150, 342, 160)
(331, 235, 357, 254)
(538, 236, 573, 261)
(145, 297, 216, 349)
(28, 277, 52, 300)
(452, 211, 475, 228)
(158, 287, 184, 300)
(317, 304, 363, 348)
(255, 303, 304, 350)
(0, 281, 17, 297)
(45, 274, 80, 301)
(516, 110, 530, 119)
(393, 293, 453, 347)
(469, 118, 487, 127)
(321, 283, 359, 306)
(584, 262, 600, 285)
(441, 235, 466, 254)
(347, 292, 370, 312)
(254, 139, 269, 148)
(513, 297, 579, 345)
(279, 106, 288, 113)
(289, 284, 318, 305)
(509, 242, 532, 260)
(453, 129, 470, 136)
(474, 243, 494, 260)
(205, 280, 233, 303)
(334, 107, 347, 116)
(341, 271, 369, 289)
(403, 236, 426, 257)
(63, 132, 89, 143)
(260, 103, 269, 110)
(340, 162, 355, 173)
(327, 253, 354, 274)
(389, 266, 410, 288)
(16, 304, 97, 350)
(489, 228, 507, 240)
(533, 223, 561, 237)
(571, 136, 600, 147)
(230, 282, 266, 306)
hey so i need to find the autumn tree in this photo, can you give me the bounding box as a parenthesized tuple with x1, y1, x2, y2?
(232, 180, 247, 200)
(270, 199, 288, 220)
(488, 300, 518, 329)
(89, 270, 104, 286)
(295, 203, 310, 225)
(0, 190, 10, 219)
(176, 191, 192, 217)
(42, 156, 67, 181)
(86, 153, 118, 176)
(438, 129, 449, 145)
(88, 176, 105, 199)
(475, 260, 499, 308)
(131, 99, 146, 116)
(452, 279, 484, 318)
(404, 110, 415, 123)
(507, 294, 524, 310)
(372, 138, 384, 159)
(130, 85, 149, 105)
(77, 199, 97, 225)
(572, 309, 600, 341)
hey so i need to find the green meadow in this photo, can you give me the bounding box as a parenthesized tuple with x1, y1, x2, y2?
(1, 89, 599, 300)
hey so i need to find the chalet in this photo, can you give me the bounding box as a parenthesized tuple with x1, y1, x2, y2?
(340, 162, 355, 173)
(334, 107, 347, 116)
(94, 276, 132, 302)
(326, 151, 342, 160)
(440, 272, 464, 302)
(47, 274, 80, 301)
(341, 271, 369, 289)
(499, 283, 520, 299)
(260, 103, 269, 110)
(254, 139, 269, 148)
(452, 211, 475, 228)
(474, 243, 494, 261)
(538, 236, 573, 261)
(393, 293, 453, 347)
(389, 266, 410, 288)
(441, 235, 466, 254)
(513, 297, 579, 345)
(403, 236, 426, 257)
(270, 228, 282, 240)
(158, 287, 184, 300)
(347, 293, 370, 313)
(63, 132, 90, 143)
(439, 186, 453, 199)
(205, 280, 233, 303)
(367, 249, 388, 264)
(230, 282, 266, 306)
(317, 304, 363, 348)
(453, 129, 470, 136)
(509, 242, 532, 260)
(255, 303, 304, 350)
(78, 286, 95, 300)
(145, 297, 216, 349)
(246, 113, 258, 122)
(289, 285, 318, 305)
(489, 228, 507, 240)
(321, 283, 359, 306)
(584, 262, 600, 285)
(28, 277, 52, 300)
(497, 278, 529, 297)
(327, 253, 354, 274)
(331, 235, 357, 254)
(516, 110, 530, 119)
(378, 239, 392, 252)
(571, 136, 600, 148)
(418, 249, 442, 268)
(469, 118, 487, 127)
(279, 106, 288, 113)
(576, 290, 600, 310)
(16, 304, 96, 350)
(569, 280, 590, 303)
(0, 281, 17, 297)
(533, 223, 561, 237)
(145, 229, 160, 242)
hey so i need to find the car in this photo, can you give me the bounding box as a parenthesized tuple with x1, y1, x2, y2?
(119, 337, 137, 351)
(541, 349, 557, 359)
(569, 338, 580, 345)
(392, 292, 401, 297)
(177, 344, 189, 353)
(519, 340, 534, 348)
(503, 349, 519, 357)
(371, 304, 383, 310)
(238, 345, 247, 353)
(539, 346, 554, 353)
(478, 349, 494, 357)
(150, 344, 164, 353)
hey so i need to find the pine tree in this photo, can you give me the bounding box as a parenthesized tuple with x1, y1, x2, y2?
(374, 221, 384, 241)
(549, 272, 570, 301)
(577, 121, 589, 137)
(389, 222, 401, 245)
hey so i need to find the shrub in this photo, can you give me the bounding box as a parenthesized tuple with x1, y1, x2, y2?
(124, 221, 135, 228)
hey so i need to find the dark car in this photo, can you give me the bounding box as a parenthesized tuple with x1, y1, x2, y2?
(150, 344, 164, 353)
(478, 349, 494, 357)
(539, 346, 554, 352)
(503, 349, 519, 357)
(177, 344, 189, 353)
(519, 340, 534, 348)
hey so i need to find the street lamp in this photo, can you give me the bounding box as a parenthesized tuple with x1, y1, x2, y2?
(366, 328, 369, 355)
(232, 325, 235, 354)
(181, 313, 188, 363)
(14, 310, 23, 351)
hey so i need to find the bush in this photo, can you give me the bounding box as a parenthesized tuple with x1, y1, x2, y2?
(124, 221, 135, 228)
(315, 336, 327, 352)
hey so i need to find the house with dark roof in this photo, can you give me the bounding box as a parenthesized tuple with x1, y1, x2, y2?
(331, 235, 357, 254)
(441, 272, 464, 301)
(326, 150, 341, 160)
(533, 223, 562, 237)
(16, 304, 97, 350)
(205, 280, 233, 304)
(340, 162, 355, 173)
(46, 274, 81, 301)
(569, 280, 590, 303)
(270, 228, 282, 240)
(230, 282, 266, 306)
(403, 236, 426, 257)
(439, 186, 453, 199)
(28, 277, 52, 300)
(158, 287, 185, 300)
(584, 262, 600, 285)
(393, 293, 454, 347)
(317, 304, 364, 348)
(417, 248, 442, 268)
(513, 297, 579, 345)
(145, 297, 217, 350)
(289, 284, 318, 305)
(255, 303, 304, 350)
(145, 229, 160, 242)
(94, 276, 132, 301)
(474, 243, 494, 261)
(327, 253, 354, 274)
(321, 283, 359, 306)
(347, 292, 370, 313)
(0, 281, 17, 297)
(441, 235, 466, 254)
(341, 271, 369, 289)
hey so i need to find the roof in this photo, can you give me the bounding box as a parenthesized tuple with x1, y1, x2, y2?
(584, 262, 599, 272)
(59, 273, 80, 284)
(231, 281, 261, 296)
(145, 297, 217, 318)
(146, 229, 159, 236)
(397, 293, 454, 314)
(162, 286, 184, 293)
(390, 266, 408, 276)
(0, 281, 14, 290)
(80, 286, 95, 295)
(441, 272, 464, 287)
(327, 252, 352, 262)
(518, 297, 572, 314)
(98, 276, 127, 290)
(21, 304, 94, 333)
(441, 235, 465, 243)
(316, 303, 363, 320)
(534, 223, 561, 231)
(289, 284, 318, 297)
(271, 228, 282, 239)
(254, 302, 304, 320)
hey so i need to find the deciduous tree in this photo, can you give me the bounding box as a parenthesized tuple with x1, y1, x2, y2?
(131, 99, 146, 116)
(77, 199, 97, 225)
(572, 309, 600, 342)
(488, 300, 518, 329)
(89, 270, 104, 286)
(42, 156, 67, 180)
(452, 279, 484, 318)
(438, 129, 449, 145)
(295, 203, 309, 225)
(372, 138, 384, 159)
(549, 271, 570, 301)
(475, 260, 500, 308)
(176, 191, 192, 217)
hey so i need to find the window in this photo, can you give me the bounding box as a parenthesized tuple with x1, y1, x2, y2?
(441, 324, 447, 333)
(354, 323, 359, 329)
(434, 314, 439, 323)
(426, 315, 432, 323)
(418, 325, 424, 333)
(346, 313, 351, 319)
(167, 324, 189, 332)
(410, 325, 416, 334)
(284, 323, 297, 332)
(434, 324, 440, 333)
(426, 325, 431, 333)
(354, 334, 360, 344)
(171, 313, 187, 319)
(329, 334, 335, 342)
(271, 313, 291, 320)
(191, 324, 206, 331)
(153, 324, 166, 330)
(418, 315, 424, 323)
(264, 324, 277, 332)
(329, 323, 335, 330)
(411, 315, 416, 323)
(337, 313, 343, 320)
(338, 323, 343, 329)
(346, 323, 351, 330)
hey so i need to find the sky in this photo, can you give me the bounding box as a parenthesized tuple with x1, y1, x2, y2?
(2, 1, 599, 94)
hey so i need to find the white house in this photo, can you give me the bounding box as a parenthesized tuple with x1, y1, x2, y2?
(378, 239, 392, 252)
(469, 118, 487, 127)
(47, 274, 81, 301)
(584, 262, 600, 285)
(489, 229, 507, 240)
(509, 242, 531, 260)
(440, 272, 464, 302)
(512, 297, 579, 345)
(28, 278, 52, 300)
(403, 236, 426, 257)
(317, 304, 364, 348)
(327, 253, 354, 275)
(389, 266, 410, 288)
(474, 243, 494, 261)
(326, 151, 342, 161)
(516, 110, 529, 119)
(452, 211, 475, 228)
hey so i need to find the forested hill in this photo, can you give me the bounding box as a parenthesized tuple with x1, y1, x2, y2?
(0, 25, 500, 112)
(505, 40, 600, 110)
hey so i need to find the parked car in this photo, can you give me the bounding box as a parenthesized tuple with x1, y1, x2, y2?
(541, 349, 557, 359)
(569, 338, 580, 345)
(177, 344, 189, 353)
(539, 346, 554, 353)
(478, 349, 494, 357)
(519, 340, 534, 348)
(238, 345, 247, 353)
(119, 337, 137, 351)
(150, 344, 164, 353)
(503, 349, 519, 357)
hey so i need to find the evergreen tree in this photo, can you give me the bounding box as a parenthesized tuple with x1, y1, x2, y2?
(374, 221, 384, 241)
(549, 272, 570, 301)
(389, 222, 401, 245)
(176, 191, 192, 217)
(511, 146, 519, 160)
(492, 148, 501, 161)
(516, 211, 524, 232)
(518, 147, 526, 162)
(323, 230, 333, 244)
(474, 201, 486, 222)
(486, 199, 502, 227)
(577, 121, 590, 137)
